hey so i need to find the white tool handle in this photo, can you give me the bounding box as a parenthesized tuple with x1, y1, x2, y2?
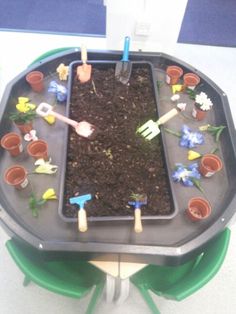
(37, 103, 78, 128)
(78, 208, 88, 232)
(134, 208, 143, 233)
(81, 45, 88, 64)
(157, 108, 178, 125)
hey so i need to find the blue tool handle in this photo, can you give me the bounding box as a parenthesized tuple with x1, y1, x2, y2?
(122, 36, 130, 62)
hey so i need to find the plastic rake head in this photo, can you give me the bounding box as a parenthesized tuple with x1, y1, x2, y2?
(137, 120, 160, 140)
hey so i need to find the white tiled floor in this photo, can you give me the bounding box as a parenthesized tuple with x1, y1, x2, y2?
(0, 30, 236, 313)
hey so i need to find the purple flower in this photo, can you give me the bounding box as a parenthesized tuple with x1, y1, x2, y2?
(180, 125, 204, 148)
(172, 163, 201, 187)
(48, 81, 67, 102)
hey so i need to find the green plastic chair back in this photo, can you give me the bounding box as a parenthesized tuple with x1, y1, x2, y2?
(6, 239, 105, 314)
(131, 228, 231, 314)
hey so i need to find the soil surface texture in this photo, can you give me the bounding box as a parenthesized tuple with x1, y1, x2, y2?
(63, 64, 174, 219)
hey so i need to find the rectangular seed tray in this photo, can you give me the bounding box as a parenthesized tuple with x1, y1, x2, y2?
(59, 60, 177, 222)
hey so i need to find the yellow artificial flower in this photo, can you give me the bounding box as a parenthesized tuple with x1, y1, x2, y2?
(199, 124, 210, 131)
(43, 115, 56, 125)
(18, 97, 29, 104)
(16, 97, 36, 113)
(172, 84, 183, 94)
(188, 150, 202, 160)
(56, 63, 69, 81)
(34, 158, 58, 174)
(42, 188, 57, 200)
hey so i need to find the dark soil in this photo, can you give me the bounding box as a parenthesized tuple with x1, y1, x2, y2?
(63, 63, 174, 219)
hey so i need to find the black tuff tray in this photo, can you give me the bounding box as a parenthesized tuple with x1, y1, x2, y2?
(0, 48, 236, 266)
(58, 60, 176, 222)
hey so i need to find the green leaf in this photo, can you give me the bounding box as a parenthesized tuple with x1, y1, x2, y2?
(191, 177, 204, 194)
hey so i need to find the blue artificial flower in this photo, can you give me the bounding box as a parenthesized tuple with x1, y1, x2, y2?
(172, 163, 201, 187)
(180, 125, 204, 148)
(48, 81, 67, 102)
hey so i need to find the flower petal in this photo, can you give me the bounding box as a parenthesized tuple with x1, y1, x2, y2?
(42, 188, 57, 200)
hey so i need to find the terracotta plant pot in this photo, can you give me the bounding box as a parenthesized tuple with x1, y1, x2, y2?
(27, 139, 48, 160)
(183, 73, 200, 90)
(26, 71, 44, 92)
(186, 197, 212, 221)
(4, 165, 28, 190)
(166, 65, 183, 85)
(199, 154, 223, 177)
(1, 132, 23, 157)
(15, 122, 33, 135)
(192, 104, 208, 121)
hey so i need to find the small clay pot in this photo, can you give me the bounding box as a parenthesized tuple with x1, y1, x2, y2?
(15, 122, 33, 135)
(27, 139, 48, 160)
(26, 71, 44, 92)
(186, 197, 211, 221)
(1, 132, 23, 157)
(192, 104, 207, 121)
(199, 154, 223, 177)
(4, 165, 28, 190)
(183, 73, 200, 90)
(166, 65, 183, 85)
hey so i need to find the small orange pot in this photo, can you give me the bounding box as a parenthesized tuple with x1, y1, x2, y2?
(192, 104, 207, 121)
(1, 132, 23, 157)
(15, 122, 33, 135)
(183, 73, 200, 90)
(27, 139, 48, 160)
(26, 71, 44, 92)
(186, 197, 212, 221)
(199, 154, 223, 177)
(4, 165, 28, 190)
(166, 65, 183, 85)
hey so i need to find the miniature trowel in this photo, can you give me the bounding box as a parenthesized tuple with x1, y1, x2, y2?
(76, 45, 92, 83)
(69, 194, 92, 232)
(128, 194, 147, 233)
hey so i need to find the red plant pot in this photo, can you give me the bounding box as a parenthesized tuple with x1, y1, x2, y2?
(4, 165, 28, 190)
(166, 65, 183, 85)
(26, 71, 44, 92)
(1, 132, 23, 157)
(27, 139, 48, 160)
(183, 73, 200, 90)
(15, 122, 33, 135)
(186, 197, 212, 221)
(192, 104, 207, 121)
(199, 154, 223, 177)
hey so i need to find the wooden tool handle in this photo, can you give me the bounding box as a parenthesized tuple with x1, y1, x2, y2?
(134, 208, 143, 233)
(157, 108, 178, 125)
(78, 208, 88, 232)
(81, 45, 88, 64)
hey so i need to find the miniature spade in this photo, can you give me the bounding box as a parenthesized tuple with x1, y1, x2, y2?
(36, 102, 96, 139)
(76, 45, 92, 83)
(69, 194, 92, 232)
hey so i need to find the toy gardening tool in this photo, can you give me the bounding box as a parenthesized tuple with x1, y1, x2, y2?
(128, 194, 147, 233)
(137, 108, 180, 140)
(36, 102, 96, 139)
(76, 45, 92, 83)
(69, 194, 92, 232)
(115, 36, 131, 84)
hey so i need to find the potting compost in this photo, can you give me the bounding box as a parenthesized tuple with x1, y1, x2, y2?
(64, 65, 173, 218)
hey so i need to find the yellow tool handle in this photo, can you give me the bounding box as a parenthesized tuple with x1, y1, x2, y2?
(81, 45, 88, 64)
(134, 208, 143, 233)
(157, 108, 178, 125)
(78, 208, 88, 232)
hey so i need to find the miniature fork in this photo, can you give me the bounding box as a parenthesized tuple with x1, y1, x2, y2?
(137, 108, 179, 140)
